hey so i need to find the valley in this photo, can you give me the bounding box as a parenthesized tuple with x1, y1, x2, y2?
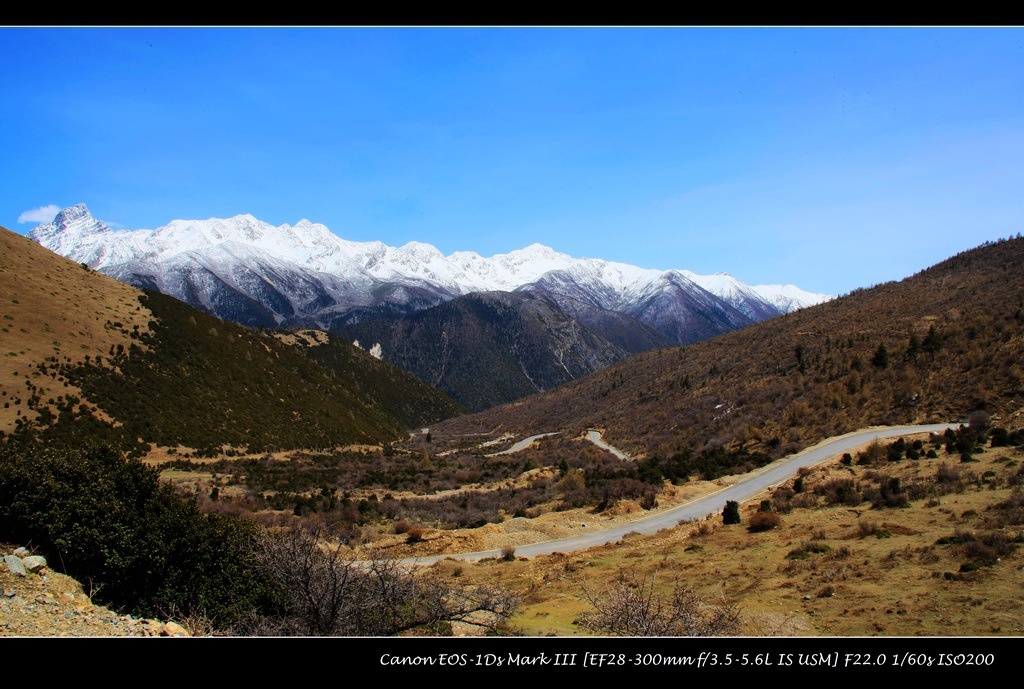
(2, 222, 1024, 638)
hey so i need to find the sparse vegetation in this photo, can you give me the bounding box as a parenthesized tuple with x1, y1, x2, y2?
(250, 525, 519, 636)
(578, 568, 742, 636)
(5, 227, 1024, 637)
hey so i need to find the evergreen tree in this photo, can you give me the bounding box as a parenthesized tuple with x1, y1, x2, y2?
(871, 343, 890, 369)
(722, 500, 741, 525)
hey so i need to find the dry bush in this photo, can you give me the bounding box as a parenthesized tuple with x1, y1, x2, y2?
(824, 545, 852, 561)
(771, 485, 795, 513)
(578, 569, 741, 636)
(791, 492, 819, 509)
(501, 545, 517, 561)
(689, 519, 715, 539)
(816, 478, 864, 506)
(393, 520, 412, 535)
(936, 462, 962, 484)
(748, 511, 782, 532)
(252, 525, 520, 636)
(787, 542, 831, 560)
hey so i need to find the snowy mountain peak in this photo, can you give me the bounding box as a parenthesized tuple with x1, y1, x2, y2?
(33, 203, 107, 238)
(29, 204, 833, 344)
(28, 203, 114, 258)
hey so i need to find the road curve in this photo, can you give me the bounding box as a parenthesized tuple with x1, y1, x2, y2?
(402, 423, 957, 565)
(484, 432, 560, 457)
(585, 429, 630, 460)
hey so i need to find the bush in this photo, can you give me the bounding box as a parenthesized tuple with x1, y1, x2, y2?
(501, 545, 517, 562)
(816, 478, 863, 506)
(393, 519, 412, 534)
(722, 500, 741, 525)
(0, 442, 278, 628)
(787, 542, 831, 560)
(747, 511, 782, 532)
(252, 525, 520, 636)
(578, 568, 741, 636)
(871, 343, 890, 369)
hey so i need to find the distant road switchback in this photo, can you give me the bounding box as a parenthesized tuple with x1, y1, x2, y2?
(402, 423, 958, 565)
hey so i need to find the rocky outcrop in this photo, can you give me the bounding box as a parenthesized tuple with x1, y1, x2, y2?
(1, 545, 191, 637)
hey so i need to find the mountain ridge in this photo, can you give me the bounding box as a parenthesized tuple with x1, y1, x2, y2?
(29, 204, 831, 340)
(431, 235, 1024, 462)
(0, 224, 464, 451)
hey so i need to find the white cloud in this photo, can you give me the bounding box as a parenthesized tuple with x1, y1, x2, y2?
(18, 205, 61, 224)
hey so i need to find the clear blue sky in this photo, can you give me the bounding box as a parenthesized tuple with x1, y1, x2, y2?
(3, 27, 1023, 295)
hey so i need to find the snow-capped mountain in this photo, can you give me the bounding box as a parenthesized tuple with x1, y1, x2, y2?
(29, 204, 831, 341)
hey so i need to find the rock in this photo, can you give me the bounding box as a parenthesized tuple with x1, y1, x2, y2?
(23, 555, 47, 573)
(162, 621, 189, 637)
(12, 547, 28, 556)
(5, 555, 27, 577)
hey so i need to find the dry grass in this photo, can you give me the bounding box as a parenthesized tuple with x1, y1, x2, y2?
(423, 444, 1024, 636)
(0, 228, 151, 434)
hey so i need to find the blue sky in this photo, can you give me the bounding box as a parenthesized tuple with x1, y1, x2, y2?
(3, 27, 1023, 295)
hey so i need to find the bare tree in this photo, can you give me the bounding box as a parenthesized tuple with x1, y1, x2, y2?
(578, 568, 742, 636)
(252, 525, 519, 636)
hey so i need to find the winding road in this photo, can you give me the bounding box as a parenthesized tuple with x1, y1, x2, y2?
(403, 423, 957, 565)
(585, 429, 630, 460)
(484, 432, 560, 456)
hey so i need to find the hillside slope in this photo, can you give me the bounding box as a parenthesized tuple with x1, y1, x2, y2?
(336, 291, 652, 411)
(1, 226, 464, 453)
(434, 236, 1024, 460)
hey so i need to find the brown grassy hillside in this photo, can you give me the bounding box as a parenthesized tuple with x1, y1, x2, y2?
(0, 226, 463, 452)
(433, 237, 1024, 461)
(0, 227, 152, 435)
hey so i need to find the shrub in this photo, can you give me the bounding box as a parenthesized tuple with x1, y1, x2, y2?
(0, 442, 278, 628)
(393, 519, 412, 535)
(936, 462, 962, 484)
(578, 569, 741, 636)
(253, 525, 520, 636)
(747, 511, 782, 532)
(787, 542, 831, 560)
(871, 343, 890, 369)
(816, 478, 862, 506)
(722, 500, 741, 525)
(501, 545, 517, 562)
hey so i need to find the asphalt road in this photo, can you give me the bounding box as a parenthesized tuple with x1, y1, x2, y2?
(402, 423, 957, 565)
(485, 432, 560, 456)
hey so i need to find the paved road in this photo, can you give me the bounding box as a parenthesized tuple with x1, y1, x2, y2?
(485, 432, 560, 457)
(402, 423, 957, 565)
(585, 429, 630, 460)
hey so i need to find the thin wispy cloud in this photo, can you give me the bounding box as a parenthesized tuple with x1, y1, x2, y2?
(18, 205, 60, 224)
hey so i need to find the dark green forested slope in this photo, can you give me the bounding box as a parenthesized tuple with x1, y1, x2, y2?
(12, 290, 463, 454)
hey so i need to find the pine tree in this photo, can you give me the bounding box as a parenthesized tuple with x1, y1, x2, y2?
(871, 343, 890, 369)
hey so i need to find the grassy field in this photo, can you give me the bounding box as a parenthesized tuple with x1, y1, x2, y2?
(417, 440, 1024, 637)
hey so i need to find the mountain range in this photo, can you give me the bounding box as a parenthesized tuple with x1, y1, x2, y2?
(435, 234, 1024, 463)
(28, 204, 833, 409)
(29, 204, 830, 343)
